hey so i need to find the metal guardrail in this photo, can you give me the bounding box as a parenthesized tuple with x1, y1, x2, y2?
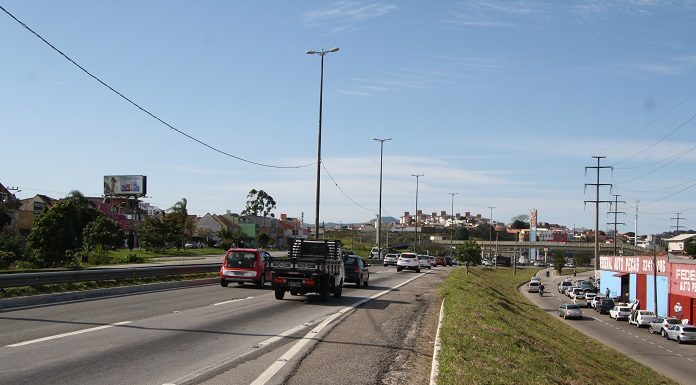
(0, 264, 220, 289)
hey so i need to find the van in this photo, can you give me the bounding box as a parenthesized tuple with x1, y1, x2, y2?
(219, 248, 272, 288)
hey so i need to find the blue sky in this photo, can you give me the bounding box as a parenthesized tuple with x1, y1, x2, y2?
(2, 1, 696, 235)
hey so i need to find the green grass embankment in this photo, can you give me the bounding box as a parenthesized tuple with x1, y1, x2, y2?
(437, 268, 675, 385)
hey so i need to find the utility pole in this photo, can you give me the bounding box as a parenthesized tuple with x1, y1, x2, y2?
(607, 194, 626, 256)
(374, 138, 391, 259)
(634, 200, 639, 246)
(670, 213, 686, 233)
(584, 156, 613, 277)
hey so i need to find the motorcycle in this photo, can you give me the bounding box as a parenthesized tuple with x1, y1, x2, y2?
(545, 271, 550, 278)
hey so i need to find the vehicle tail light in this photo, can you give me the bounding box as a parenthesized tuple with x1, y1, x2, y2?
(303, 279, 315, 286)
(275, 277, 286, 284)
(354, 266, 361, 273)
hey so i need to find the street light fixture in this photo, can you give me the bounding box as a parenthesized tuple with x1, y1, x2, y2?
(374, 138, 391, 258)
(412, 174, 424, 253)
(306, 47, 340, 239)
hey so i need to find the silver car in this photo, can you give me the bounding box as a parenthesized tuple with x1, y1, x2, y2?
(664, 325, 696, 344)
(383, 253, 398, 267)
(559, 304, 583, 319)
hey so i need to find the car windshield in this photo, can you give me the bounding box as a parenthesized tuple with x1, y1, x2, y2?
(345, 257, 358, 265)
(666, 319, 681, 325)
(400, 254, 416, 259)
(418, 256, 428, 260)
(682, 327, 696, 332)
(225, 252, 256, 268)
(566, 305, 580, 309)
(618, 307, 630, 312)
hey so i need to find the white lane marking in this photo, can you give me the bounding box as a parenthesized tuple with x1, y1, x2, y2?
(249, 273, 426, 385)
(7, 321, 132, 347)
(429, 299, 445, 385)
(165, 323, 312, 385)
(213, 296, 253, 306)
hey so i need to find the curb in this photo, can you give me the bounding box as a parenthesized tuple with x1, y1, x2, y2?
(429, 298, 445, 385)
(0, 278, 218, 310)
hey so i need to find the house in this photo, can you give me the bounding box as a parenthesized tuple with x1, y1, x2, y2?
(16, 194, 58, 232)
(664, 233, 696, 254)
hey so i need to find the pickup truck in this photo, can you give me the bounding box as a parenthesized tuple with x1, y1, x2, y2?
(269, 239, 345, 301)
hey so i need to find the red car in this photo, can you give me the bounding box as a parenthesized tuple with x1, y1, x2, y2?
(220, 248, 271, 288)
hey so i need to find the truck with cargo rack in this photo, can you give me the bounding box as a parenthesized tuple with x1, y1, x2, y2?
(269, 239, 345, 301)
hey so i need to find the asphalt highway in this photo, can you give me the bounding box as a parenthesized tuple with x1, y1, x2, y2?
(522, 269, 696, 385)
(0, 264, 447, 385)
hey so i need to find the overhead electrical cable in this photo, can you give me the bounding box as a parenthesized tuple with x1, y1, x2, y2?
(612, 108, 696, 169)
(0, 4, 312, 169)
(321, 162, 375, 212)
(615, 144, 696, 185)
(616, 176, 696, 193)
(637, 181, 696, 208)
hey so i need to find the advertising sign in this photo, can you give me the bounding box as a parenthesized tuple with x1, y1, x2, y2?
(599, 255, 668, 276)
(104, 175, 147, 197)
(671, 264, 696, 296)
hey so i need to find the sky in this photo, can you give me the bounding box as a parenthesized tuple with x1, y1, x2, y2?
(2, 1, 696, 236)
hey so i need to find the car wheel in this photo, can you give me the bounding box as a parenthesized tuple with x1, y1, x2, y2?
(333, 279, 343, 298)
(384, 264, 388, 267)
(563, 314, 567, 319)
(649, 327, 655, 334)
(274, 290, 285, 300)
(356, 275, 362, 288)
(237, 282, 245, 287)
(363, 278, 369, 287)
(428, 266, 431, 270)
(678, 336, 683, 344)
(220, 279, 228, 287)
(397, 267, 403, 272)
(416, 268, 421, 273)
(257, 274, 265, 289)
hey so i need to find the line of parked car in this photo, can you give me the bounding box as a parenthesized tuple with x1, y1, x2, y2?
(555, 277, 696, 345)
(383, 253, 454, 271)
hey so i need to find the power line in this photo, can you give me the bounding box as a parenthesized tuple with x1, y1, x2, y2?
(0, 4, 312, 170)
(671, 213, 687, 233)
(320, 162, 374, 212)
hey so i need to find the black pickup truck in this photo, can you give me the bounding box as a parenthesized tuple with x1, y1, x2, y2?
(270, 239, 345, 301)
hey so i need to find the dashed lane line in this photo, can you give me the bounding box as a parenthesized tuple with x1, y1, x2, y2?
(6, 321, 132, 347)
(213, 296, 253, 306)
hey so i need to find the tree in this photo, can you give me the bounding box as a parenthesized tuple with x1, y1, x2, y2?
(165, 198, 193, 250)
(0, 203, 11, 231)
(256, 232, 272, 248)
(552, 251, 565, 274)
(135, 216, 168, 251)
(685, 239, 696, 258)
(83, 216, 125, 253)
(455, 240, 482, 273)
(453, 226, 469, 240)
(127, 228, 135, 251)
(242, 189, 276, 218)
(26, 191, 101, 267)
(510, 219, 529, 230)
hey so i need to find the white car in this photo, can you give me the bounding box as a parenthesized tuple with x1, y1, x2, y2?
(418, 255, 432, 269)
(572, 293, 587, 307)
(558, 280, 573, 294)
(628, 310, 658, 328)
(396, 252, 420, 272)
(664, 324, 696, 344)
(584, 293, 597, 307)
(383, 253, 398, 267)
(609, 306, 632, 321)
(527, 281, 541, 293)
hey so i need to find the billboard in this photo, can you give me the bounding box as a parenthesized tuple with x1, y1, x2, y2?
(104, 175, 147, 197)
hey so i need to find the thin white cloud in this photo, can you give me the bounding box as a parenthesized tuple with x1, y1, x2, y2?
(446, 0, 545, 28)
(303, 2, 397, 24)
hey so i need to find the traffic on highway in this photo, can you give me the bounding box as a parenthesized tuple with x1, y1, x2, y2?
(523, 269, 696, 385)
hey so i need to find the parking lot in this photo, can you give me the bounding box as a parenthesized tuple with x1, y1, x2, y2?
(521, 269, 696, 385)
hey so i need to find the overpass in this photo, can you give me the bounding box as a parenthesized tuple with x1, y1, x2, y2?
(433, 240, 647, 257)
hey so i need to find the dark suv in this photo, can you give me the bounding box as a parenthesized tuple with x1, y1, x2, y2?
(595, 298, 615, 314)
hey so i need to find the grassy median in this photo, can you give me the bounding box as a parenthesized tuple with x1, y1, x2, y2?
(437, 268, 675, 385)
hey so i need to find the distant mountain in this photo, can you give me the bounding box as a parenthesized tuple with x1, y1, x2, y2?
(369, 216, 399, 224)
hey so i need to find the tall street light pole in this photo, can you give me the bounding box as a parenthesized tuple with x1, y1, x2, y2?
(488, 206, 495, 258)
(412, 174, 424, 253)
(449, 192, 458, 256)
(306, 47, 339, 239)
(374, 138, 391, 258)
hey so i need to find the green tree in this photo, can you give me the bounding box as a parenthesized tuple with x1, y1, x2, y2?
(256, 232, 272, 248)
(456, 240, 482, 273)
(552, 251, 565, 274)
(453, 226, 469, 240)
(165, 198, 193, 250)
(0, 203, 11, 231)
(219, 227, 247, 250)
(127, 228, 135, 251)
(136, 216, 168, 251)
(26, 191, 101, 267)
(83, 216, 125, 253)
(685, 239, 696, 258)
(576, 255, 591, 268)
(242, 189, 276, 218)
